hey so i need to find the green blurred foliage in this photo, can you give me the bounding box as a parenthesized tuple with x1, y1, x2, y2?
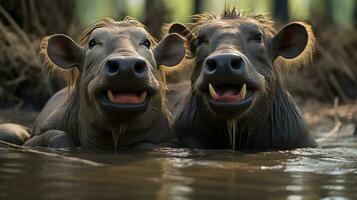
(289, 0, 311, 20)
(332, 0, 354, 28)
(204, 0, 272, 15)
(76, 0, 121, 25)
(75, 0, 355, 28)
(163, 0, 192, 22)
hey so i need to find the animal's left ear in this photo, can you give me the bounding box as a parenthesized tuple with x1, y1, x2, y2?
(272, 22, 313, 59)
(154, 33, 186, 67)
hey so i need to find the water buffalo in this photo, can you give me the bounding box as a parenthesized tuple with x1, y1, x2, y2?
(169, 7, 317, 150)
(0, 17, 185, 150)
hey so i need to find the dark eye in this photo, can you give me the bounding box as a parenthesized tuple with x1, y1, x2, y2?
(88, 39, 97, 49)
(143, 39, 151, 49)
(197, 36, 207, 46)
(251, 34, 263, 43)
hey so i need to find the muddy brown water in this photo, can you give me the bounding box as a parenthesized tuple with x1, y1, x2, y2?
(0, 110, 356, 199)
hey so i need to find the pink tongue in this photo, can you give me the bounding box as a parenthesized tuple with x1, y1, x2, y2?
(214, 88, 241, 102)
(112, 93, 141, 104)
(220, 89, 237, 96)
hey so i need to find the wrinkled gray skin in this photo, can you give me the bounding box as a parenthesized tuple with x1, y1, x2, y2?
(170, 11, 317, 150)
(0, 19, 185, 150)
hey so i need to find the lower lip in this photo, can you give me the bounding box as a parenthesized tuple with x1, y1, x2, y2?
(207, 94, 255, 117)
(108, 92, 146, 104)
(209, 93, 254, 105)
(98, 94, 150, 111)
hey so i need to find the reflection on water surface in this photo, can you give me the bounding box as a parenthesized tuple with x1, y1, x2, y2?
(0, 135, 356, 200)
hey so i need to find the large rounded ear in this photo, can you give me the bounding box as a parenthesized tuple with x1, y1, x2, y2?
(168, 23, 192, 39)
(154, 33, 186, 67)
(46, 34, 83, 69)
(272, 22, 311, 59)
(168, 23, 187, 34)
(168, 23, 197, 54)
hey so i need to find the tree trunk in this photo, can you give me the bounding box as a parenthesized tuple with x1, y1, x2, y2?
(144, 0, 169, 39)
(353, 0, 357, 27)
(193, 0, 203, 14)
(324, 0, 335, 27)
(273, 0, 289, 24)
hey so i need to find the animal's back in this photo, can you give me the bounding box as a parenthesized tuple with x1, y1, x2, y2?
(31, 87, 71, 135)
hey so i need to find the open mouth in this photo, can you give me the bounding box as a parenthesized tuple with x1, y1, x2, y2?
(107, 90, 147, 105)
(98, 88, 152, 115)
(205, 83, 256, 117)
(208, 83, 254, 103)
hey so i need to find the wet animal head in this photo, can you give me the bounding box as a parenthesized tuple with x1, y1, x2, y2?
(169, 7, 314, 120)
(40, 17, 185, 127)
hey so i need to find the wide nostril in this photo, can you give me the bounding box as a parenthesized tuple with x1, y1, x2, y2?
(230, 57, 243, 70)
(106, 60, 120, 75)
(133, 60, 147, 74)
(205, 58, 217, 72)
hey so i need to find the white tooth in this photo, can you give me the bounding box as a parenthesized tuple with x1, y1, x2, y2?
(209, 83, 218, 99)
(138, 91, 147, 102)
(240, 84, 246, 100)
(108, 90, 114, 102)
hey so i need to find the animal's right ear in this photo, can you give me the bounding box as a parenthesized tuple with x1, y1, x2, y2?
(46, 34, 83, 69)
(168, 23, 197, 54)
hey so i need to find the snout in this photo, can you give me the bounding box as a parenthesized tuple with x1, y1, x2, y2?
(104, 56, 148, 80)
(204, 53, 245, 78)
(95, 56, 159, 117)
(198, 52, 265, 118)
